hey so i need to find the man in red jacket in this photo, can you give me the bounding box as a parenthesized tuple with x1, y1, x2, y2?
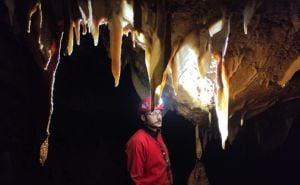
(126, 96, 173, 185)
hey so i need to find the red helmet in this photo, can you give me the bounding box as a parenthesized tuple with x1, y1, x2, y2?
(139, 96, 164, 114)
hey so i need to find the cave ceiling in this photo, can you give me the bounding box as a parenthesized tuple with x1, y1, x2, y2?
(3, 0, 300, 162)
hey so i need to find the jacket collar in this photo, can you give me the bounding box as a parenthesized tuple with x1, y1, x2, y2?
(141, 125, 160, 139)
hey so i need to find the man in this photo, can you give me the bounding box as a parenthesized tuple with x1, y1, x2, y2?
(126, 96, 173, 185)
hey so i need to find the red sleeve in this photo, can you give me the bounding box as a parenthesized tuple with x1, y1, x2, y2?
(126, 138, 146, 185)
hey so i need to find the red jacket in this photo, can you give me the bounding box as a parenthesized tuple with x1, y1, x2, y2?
(126, 128, 173, 185)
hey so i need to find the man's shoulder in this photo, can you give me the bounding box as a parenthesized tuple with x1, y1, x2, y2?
(130, 129, 147, 139)
(127, 129, 148, 144)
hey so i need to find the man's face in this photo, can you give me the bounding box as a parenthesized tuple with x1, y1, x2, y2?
(142, 109, 163, 128)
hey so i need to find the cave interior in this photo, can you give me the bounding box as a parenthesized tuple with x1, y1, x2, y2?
(1, 0, 300, 185)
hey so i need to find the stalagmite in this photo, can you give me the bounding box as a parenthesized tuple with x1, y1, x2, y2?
(188, 123, 210, 185)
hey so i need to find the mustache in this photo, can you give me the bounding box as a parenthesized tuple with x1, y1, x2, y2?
(154, 121, 162, 125)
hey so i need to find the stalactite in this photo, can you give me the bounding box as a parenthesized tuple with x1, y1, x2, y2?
(40, 32, 64, 166)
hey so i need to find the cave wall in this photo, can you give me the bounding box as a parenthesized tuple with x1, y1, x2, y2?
(1, 1, 300, 185)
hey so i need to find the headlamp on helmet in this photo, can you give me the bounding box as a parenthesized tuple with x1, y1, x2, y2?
(139, 96, 164, 114)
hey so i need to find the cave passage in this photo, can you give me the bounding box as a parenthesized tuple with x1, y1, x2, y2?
(1, 19, 300, 185)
